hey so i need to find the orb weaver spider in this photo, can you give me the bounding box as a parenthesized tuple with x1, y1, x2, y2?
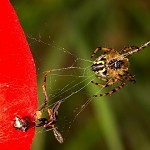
(36, 71, 63, 143)
(91, 41, 150, 97)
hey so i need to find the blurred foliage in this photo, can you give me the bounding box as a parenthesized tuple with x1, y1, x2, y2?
(11, 0, 150, 150)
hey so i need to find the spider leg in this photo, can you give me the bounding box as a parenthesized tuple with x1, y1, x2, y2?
(91, 47, 113, 58)
(123, 41, 150, 57)
(124, 71, 136, 83)
(93, 82, 125, 97)
(97, 76, 109, 82)
(91, 79, 114, 87)
(91, 81, 106, 87)
(51, 101, 62, 115)
(51, 101, 62, 121)
(119, 46, 139, 54)
(47, 108, 53, 122)
(91, 76, 117, 87)
(39, 71, 51, 111)
(91, 77, 109, 87)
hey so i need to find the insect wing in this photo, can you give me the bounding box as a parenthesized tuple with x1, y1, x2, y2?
(52, 127, 63, 144)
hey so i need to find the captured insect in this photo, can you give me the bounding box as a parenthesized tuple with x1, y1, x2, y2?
(13, 116, 31, 132)
(36, 71, 63, 143)
(36, 101, 63, 143)
(91, 41, 150, 97)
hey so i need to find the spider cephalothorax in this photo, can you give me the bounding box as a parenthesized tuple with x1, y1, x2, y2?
(91, 41, 150, 97)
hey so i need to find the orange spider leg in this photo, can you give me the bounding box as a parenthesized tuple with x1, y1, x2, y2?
(124, 71, 136, 83)
(94, 82, 126, 97)
(119, 46, 139, 54)
(123, 41, 150, 57)
(91, 77, 109, 87)
(91, 47, 113, 58)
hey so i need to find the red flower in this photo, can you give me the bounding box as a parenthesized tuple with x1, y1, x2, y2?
(0, 0, 38, 149)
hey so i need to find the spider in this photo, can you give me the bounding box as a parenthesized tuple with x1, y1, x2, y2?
(36, 71, 63, 143)
(91, 41, 150, 97)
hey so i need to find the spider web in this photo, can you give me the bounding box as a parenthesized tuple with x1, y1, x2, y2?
(0, 34, 111, 145)
(6, 34, 109, 144)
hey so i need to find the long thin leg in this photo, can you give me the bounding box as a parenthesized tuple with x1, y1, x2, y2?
(91, 78, 116, 88)
(119, 46, 139, 54)
(51, 101, 62, 116)
(39, 71, 51, 111)
(91, 81, 106, 87)
(124, 71, 136, 83)
(97, 76, 109, 82)
(123, 41, 150, 57)
(93, 82, 125, 97)
(91, 76, 109, 87)
(48, 101, 62, 121)
(91, 47, 113, 58)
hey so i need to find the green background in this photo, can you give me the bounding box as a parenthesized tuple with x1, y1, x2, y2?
(12, 0, 150, 150)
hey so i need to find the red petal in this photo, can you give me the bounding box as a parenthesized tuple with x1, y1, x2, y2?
(0, 0, 38, 149)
